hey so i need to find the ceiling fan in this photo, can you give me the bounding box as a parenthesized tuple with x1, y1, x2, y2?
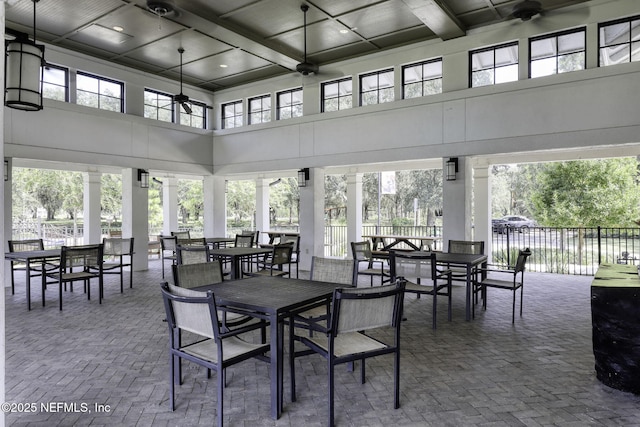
(174, 47, 192, 114)
(511, 0, 543, 21)
(295, 4, 319, 76)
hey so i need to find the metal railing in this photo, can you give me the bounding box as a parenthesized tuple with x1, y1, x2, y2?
(491, 226, 640, 275)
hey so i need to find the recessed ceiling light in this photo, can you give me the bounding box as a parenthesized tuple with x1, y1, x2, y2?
(112, 26, 124, 32)
(339, 29, 349, 34)
(219, 64, 228, 68)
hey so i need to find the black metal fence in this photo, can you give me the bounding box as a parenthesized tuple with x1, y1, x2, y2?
(325, 225, 640, 275)
(492, 226, 640, 275)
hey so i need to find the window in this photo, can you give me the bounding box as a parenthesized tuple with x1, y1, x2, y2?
(144, 89, 174, 122)
(42, 64, 68, 102)
(76, 71, 124, 112)
(470, 42, 518, 87)
(222, 100, 243, 129)
(248, 95, 272, 124)
(276, 88, 303, 120)
(321, 78, 352, 112)
(402, 59, 442, 99)
(179, 100, 206, 129)
(599, 16, 640, 66)
(359, 69, 394, 106)
(530, 28, 586, 78)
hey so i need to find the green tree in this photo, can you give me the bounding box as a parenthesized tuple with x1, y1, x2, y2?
(227, 180, 256, 226)
(531, 158, 640, 227)
(178, 179, 204, 225)
(101, 174, 122, 222)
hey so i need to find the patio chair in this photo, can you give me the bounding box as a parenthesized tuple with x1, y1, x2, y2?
(171, 230, 190, 240)
(176, 244, 210, 265)
(251, 243, 293, 277)
(389, 250, 452, 329)
(475, 248, 531, 323)
(280, 234, 301, 278)
(8, 238, 58, 295)
(160, 236, 178, 278)
(446, 240, 485, 299)
(351, 241, 390, 286)
(289, 280, 405, 427)
(160, 283, 270, 427)
(48, 244, 104, 310)
(96, 237, 134, 292)
(235, 233, 256, 274)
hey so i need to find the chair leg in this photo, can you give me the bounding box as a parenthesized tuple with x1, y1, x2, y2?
(217, 367, 224, 427)
(394, 349, 400, 409)
(289, 316, 297, 402)
(360, 358, 366, 384)
(328, 359, 335, 427)
(169, 353, 176, 411)
(432, 290, 437, 329)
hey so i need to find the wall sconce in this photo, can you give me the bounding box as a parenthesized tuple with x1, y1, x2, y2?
(298, 168, 310, 187)
(4, 159, 9, 182)
(5, 0, 45, 111)
(137, 169, 149, 188)
(446, 158, 458, 181)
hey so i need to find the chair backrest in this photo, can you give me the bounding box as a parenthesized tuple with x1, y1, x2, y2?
(161, 282, 220, 340)
(160, 236, 178, 251)
(330, 281, 405, 335)
(8, 239, 45, 252)
(235, 233, 254, 248)
(271, 243, 293, 266)
(173, 260, 224, 289)
(176, 237, 206, 247)
(310, 256, 354, 286)
(389, 251, 436, 282)
(242, 230, 260, 245)
(514, 248, 532, 274)
(61, 244, 103, 271)
(448, 240, 485, 255)
(102, 237, 134, 256)
(280, 234, 300, 251)
(171, 230, 191, 240)
(350, 241, 373, 261)
(176, 245, 211, 265)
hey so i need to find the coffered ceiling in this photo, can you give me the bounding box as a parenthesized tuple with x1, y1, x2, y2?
(5, 0, 592, 92)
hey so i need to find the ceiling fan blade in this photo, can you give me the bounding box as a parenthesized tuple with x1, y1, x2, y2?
(180, 101, 192, 114)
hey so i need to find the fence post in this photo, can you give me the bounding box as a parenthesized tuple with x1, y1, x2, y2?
(506, 228, 511, 266)
(597, 226, 602, 265)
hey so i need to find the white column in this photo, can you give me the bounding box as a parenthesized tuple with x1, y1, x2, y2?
(255, 178, 270, 244)
(83, 171, 102, 244)
(2, 5, 9, 420)
(473, 164, 491, 261)
(122, 168, 149, 271)
(162, 177, 179, 235)
(299, 168, 325, 271)
(203, 175, 227, 237)
(442, 156, 471, 250)
(346, 173, 363, 258)
(4, 158, 12, 282)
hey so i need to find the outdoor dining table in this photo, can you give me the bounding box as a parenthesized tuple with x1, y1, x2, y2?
(204, 237, 234, 248)
(364, 234, 442, 254)
(397, 250, 488, 321)
(195, 275, 344, 419)
(209, 246, 272, 279)
(4, 249, 60, 310)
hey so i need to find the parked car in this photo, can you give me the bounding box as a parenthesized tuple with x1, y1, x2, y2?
(493, 215, 537, 233)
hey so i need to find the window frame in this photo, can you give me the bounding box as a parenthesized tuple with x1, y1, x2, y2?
(528, 27, 586, 78)
(276, 87, 303, 120)
(359, 68, 395, 106)
(41, 63, 69, 102)
(469, 41, 519, 88)
(598, 15, 640, 67)
(76, 71, 124, 112)
(321, 77, 353, 113)
(221, 100, 244, 129)
(248, 94, 272, 125)
(402, 58, 443, 99)
(144, 88, 175, 123)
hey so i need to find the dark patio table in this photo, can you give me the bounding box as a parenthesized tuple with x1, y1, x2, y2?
(209, 247, 272, 279)
(5, 249, 60, 310)
(397, 251, 488, 321)
(205, 237, 234, 248)
(195, 275, 343, 419)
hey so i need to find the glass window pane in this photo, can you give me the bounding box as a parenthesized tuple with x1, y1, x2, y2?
(424, 79, 442, 95)
(558, 52, 585, 73)
(472, 69, 493, 87)
(472, 50, 494, 71)
(43, 67, 66, 85)
(291, 89, 302, 104)
(261, 111, 271, 122)
(495, 45, 518, 67)
(324, 98, 338, 112)
(338, 80, 352, 96)
(361, 74, 378, 91)
(404, 65, 421, 83)
(404, 82, 422, 99)
(77, 74, 98, 92)
(632, 41, 640, 62)
(100, 80, 121, 96)
(378, 71, 394, 88)
(379, 87, 394, 103)
(600, 22, 629, 46)
(361, 91, 377, 106)
(558, 31, 585, 54)
(423, 61, 442, 79)
(531, 57, 557, 78)
(323, 82, 338, 98)
(495, 64, 518, 83)
(531, 38, 557, 60)
(339, 96, 352, 110)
